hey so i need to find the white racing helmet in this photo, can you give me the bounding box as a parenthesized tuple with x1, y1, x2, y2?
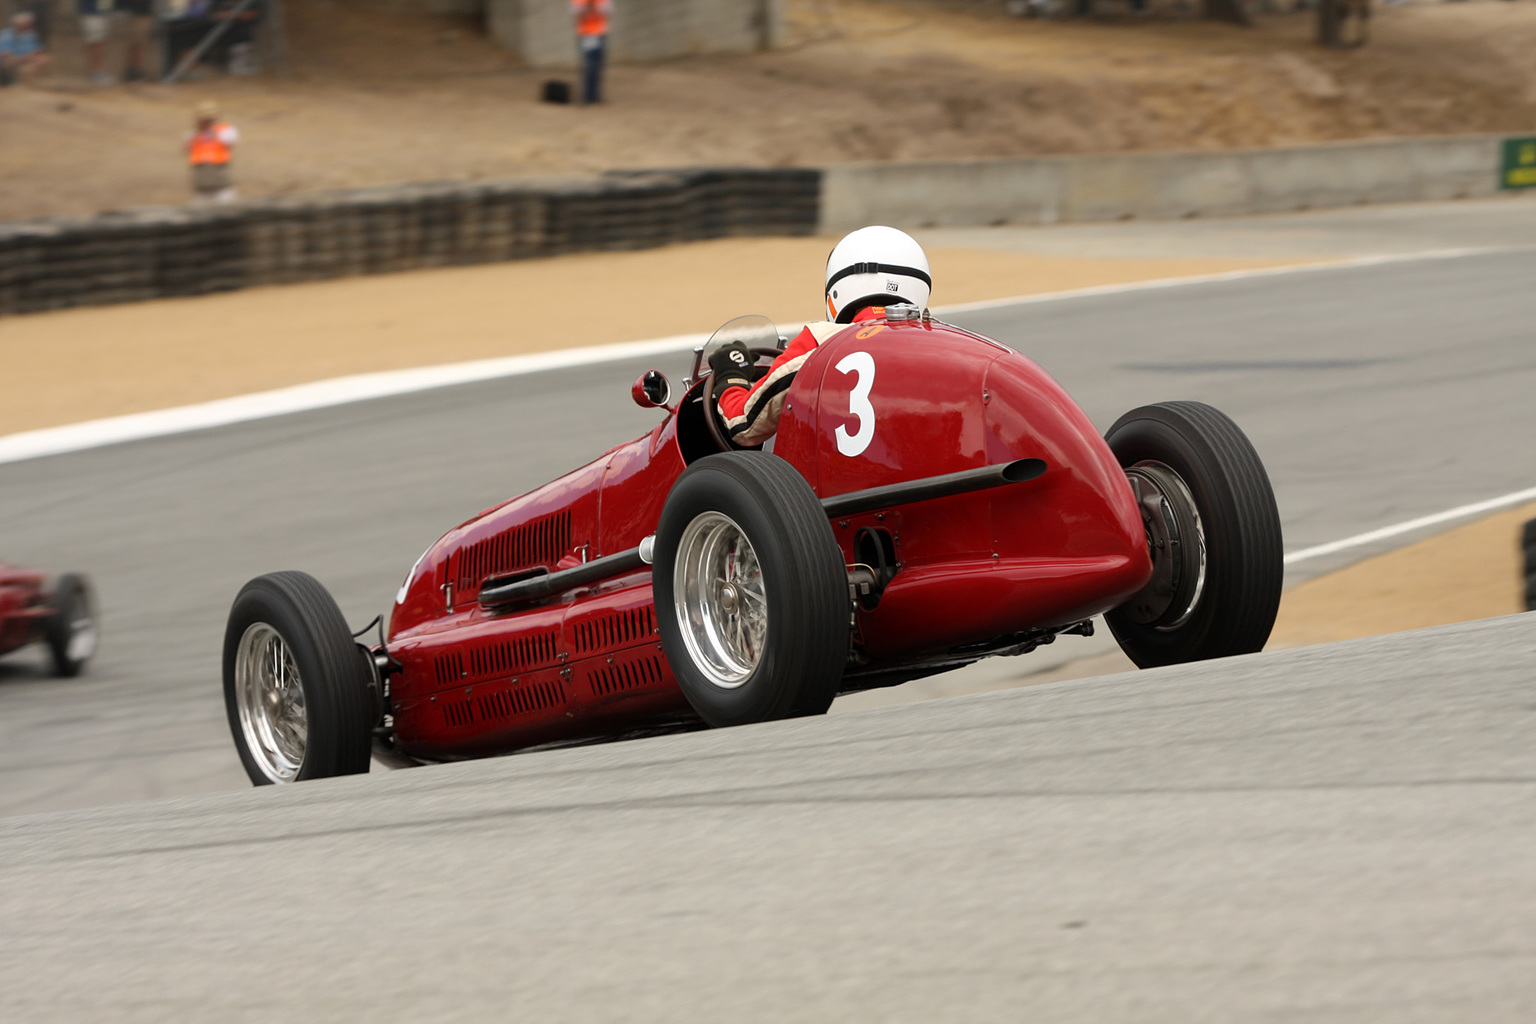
(824, 226, 931, 323)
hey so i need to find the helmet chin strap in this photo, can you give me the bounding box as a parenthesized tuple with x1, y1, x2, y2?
(825, 262, 932, 291)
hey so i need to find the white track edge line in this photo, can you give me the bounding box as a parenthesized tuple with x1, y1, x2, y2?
(932, 247, 1492, 316)
(1283, 485, 1536, 565)
(0, 332, 711, 466)
(0, 245, 1496, 468)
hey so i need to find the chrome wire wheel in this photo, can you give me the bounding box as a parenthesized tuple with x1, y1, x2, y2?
(234, 622, 308, 783)
(673, 511, 769, 690)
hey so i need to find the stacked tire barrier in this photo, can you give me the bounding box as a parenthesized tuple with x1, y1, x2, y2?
(0, 168, 820, 316)
(1523, 517, 1536, 613)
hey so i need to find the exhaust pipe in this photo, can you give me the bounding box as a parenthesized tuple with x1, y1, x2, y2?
(478, 540, 654, 611)
(821, 458, 1047, 519)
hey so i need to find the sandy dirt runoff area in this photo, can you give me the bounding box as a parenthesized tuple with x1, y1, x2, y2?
(3, 0, 1536, 222)
(1271, 500, 1536, 648)
(0, 239, 1298, 436)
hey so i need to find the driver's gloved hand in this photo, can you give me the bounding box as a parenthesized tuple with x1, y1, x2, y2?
(709, 342, 753, 393)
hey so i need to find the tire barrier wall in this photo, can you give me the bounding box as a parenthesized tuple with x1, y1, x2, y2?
(1523, 517, 1536, 613)
(820, 136, 1509, 232)
(0, 168, 820, 317)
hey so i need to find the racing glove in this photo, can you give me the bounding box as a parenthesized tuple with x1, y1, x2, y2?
(709, 341, 754, 393)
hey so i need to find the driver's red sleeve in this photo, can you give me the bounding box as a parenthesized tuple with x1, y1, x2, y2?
(718, 325, 819, 447)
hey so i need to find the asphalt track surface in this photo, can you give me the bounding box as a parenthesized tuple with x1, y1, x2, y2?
(2, 614, 1533, 1021)
(1, 229, 1535, 1018)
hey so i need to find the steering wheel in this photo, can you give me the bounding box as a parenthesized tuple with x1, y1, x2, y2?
(703, 346, 784, 453)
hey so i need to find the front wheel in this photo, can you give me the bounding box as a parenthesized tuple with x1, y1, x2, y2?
(1104, 401, 1283, 668)
(654, 452, 849, 728)
(222, 571, 376, 785)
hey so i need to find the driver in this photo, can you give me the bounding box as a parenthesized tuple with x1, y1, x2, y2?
(712, 225, 931, 448)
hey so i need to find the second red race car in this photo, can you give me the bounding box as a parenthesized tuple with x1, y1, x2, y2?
(223, 309, 1282, 784)
(0, 564, 96, 678)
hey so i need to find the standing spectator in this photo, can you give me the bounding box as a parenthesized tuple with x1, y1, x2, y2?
(78, 0, 113, 85)
(571, 0, 610, 105)
(21, 0, 51, 46)
(0, 11, 49, 86)
(186, 101, 239, 205)
(120, 0, 154, 82)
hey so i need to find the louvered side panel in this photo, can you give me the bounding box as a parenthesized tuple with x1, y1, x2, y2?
(587, 653, 666, 697)
(570, 601, 657, 654)
(433, 650, 464, 687)
(397, 665, 581, 759)
(454, 509, 573, 597)
(465, 631, 559, 681)
(437, 676, 569, 732)
(573, 643, 685, 718)
(473, 676, 568, 724)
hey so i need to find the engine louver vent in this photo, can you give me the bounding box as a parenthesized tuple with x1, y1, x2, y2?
(572, 605, 656, 654)
(441, 697, 475, 728)
(434, 651, 465, 687)
(587, 656, 665, 698)
(467, 632, 558, 678)
(474, 678, 567, 723)
(455, 510, 572, 594)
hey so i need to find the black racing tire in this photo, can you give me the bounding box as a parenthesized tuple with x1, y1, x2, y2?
(44, 573, 96, 678)
(1522, 517, 1536, 613)
(222, 571, 375, 786)
(1104, 401, 1283, 668)
(654, 452, 848, 727)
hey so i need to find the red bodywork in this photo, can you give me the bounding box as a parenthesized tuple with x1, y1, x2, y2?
(0, 564, 53, 660)
(385, 318, 1152, 760)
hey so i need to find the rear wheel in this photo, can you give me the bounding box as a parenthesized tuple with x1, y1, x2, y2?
(655, 452, 848, 727)
(1104, 401, 1282, 668)
(222, 571, 375, 785)
(44, 573, 96, 678)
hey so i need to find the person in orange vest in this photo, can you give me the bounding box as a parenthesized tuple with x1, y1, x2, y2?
(571, 0, 610, 105)
(186, 101, 239, 205)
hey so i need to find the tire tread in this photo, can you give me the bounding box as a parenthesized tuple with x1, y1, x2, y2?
(223, 570, 373, 783)
(1105, 401, 1283, 666)
(656, 452, 847, 725)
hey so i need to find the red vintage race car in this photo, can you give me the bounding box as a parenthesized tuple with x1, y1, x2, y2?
(223, 309, 1283, 785)
(0, 564, 96, 678)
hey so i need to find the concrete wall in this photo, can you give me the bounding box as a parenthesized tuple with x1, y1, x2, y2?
(820, 136, 1506, 232)
(488, 0, 780, 69)
(487, 0, 573, 66)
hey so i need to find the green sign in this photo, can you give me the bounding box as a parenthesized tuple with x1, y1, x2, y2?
(1504, 137, 1536, 190)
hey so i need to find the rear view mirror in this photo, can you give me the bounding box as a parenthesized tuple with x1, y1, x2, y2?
(632, 370, 672, 409)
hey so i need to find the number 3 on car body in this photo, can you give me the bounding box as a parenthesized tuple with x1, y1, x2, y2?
(835, 351, 876, 457)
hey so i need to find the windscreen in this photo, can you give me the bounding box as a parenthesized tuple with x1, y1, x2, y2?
(701, 315, 780, 368)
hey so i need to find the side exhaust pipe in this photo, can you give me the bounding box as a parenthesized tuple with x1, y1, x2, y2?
(478, 538, 655, 611)
(821, 458, 1047, 519)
